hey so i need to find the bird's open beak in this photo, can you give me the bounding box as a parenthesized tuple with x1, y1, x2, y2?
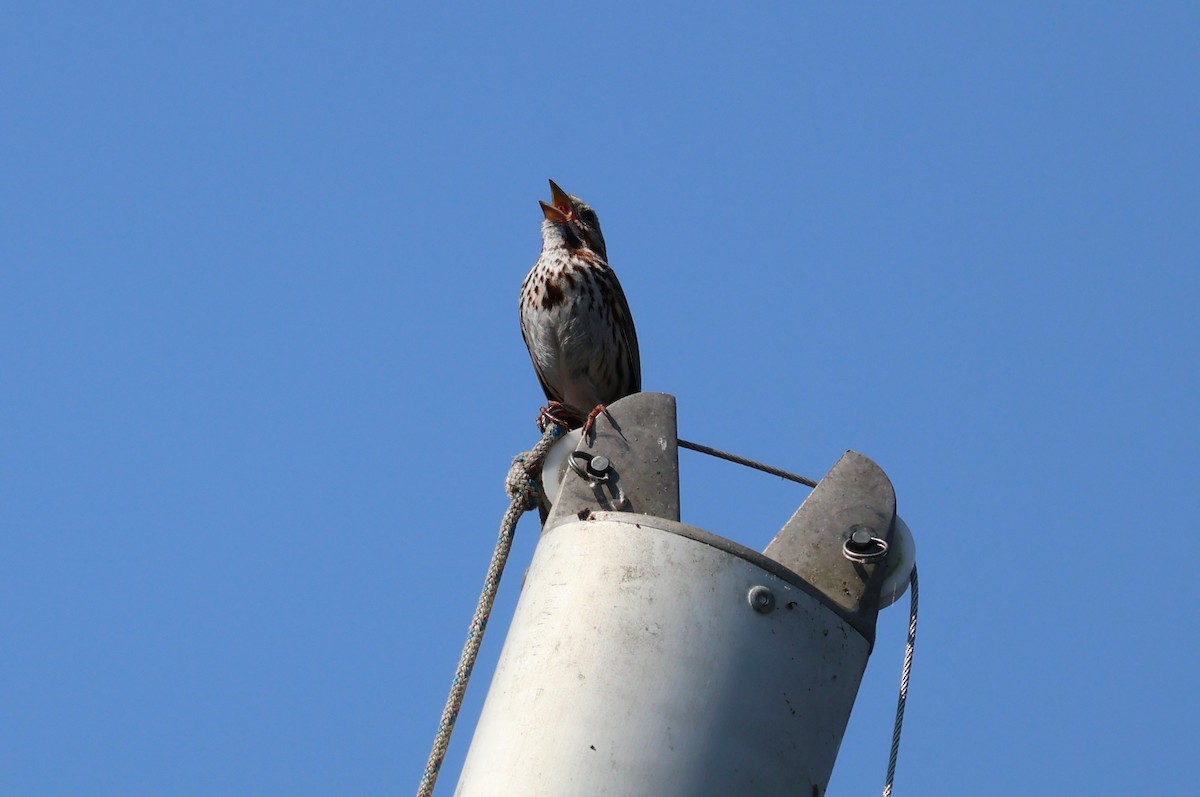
(540, 200, 568, 222)
(548, 179, 573, 218)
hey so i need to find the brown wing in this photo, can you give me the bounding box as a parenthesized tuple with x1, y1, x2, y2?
(608, 268, 641, 395)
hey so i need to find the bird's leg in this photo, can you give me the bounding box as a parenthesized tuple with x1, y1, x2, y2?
(537, 401, 576, 433)
(581, 404, 611, 443)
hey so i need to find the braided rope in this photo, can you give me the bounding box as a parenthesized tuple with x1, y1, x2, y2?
(415, 424, 563, 797)
(882, 565, 919, 797)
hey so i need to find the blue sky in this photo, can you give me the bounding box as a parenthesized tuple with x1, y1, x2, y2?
(3, 3, 1197, 794)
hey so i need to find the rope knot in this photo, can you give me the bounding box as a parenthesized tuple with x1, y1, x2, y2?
(505, 453, 541, 510)
(503, 424, 565, 509)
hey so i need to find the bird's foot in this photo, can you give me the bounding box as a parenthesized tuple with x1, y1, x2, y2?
(537, 401, 575, 433)
(581, 404, 610, 443)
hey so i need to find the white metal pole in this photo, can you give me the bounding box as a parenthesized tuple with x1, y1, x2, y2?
(454, 513, 871, 797)
(447, 393, 898, 796)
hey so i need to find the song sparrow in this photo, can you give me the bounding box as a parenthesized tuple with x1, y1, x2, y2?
(520, 180, 641, 431)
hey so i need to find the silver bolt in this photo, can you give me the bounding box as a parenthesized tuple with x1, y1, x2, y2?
(850, 528, 874, 548)
(589, 455, 610, 475)
(747, 585, 775, 614)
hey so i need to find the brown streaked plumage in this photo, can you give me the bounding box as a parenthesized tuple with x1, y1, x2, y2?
(520, 180, 640, 430)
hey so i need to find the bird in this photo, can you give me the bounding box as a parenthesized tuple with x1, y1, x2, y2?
(519, 179, 641, 434)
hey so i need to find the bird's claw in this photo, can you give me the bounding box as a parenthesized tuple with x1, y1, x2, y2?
(537, 401, 574, 433)
(580, 404, 610, 443)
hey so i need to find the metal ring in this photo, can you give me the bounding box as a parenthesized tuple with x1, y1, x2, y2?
(569, 450, 613, 483)
(568, 451, 590, 479)
(842, 529, 890, 564)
